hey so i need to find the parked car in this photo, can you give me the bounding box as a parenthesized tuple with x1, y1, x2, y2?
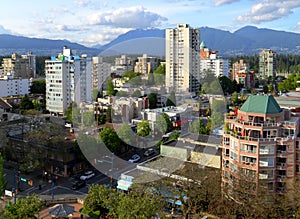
(80, 170, 95, 181)
(128, 154, 141, 163)
(144, 148, 155, 157)
(71, 180, 86, 190)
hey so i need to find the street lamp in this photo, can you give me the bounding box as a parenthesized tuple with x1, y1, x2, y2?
(94, 153, 115, 188)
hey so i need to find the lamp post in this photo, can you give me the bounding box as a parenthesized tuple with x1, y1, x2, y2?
(94, 153, 114, 188)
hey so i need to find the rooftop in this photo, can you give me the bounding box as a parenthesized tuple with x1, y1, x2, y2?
(240, 95, 282, 114)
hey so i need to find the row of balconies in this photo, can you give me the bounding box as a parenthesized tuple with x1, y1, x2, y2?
(226, 115, 298, 127)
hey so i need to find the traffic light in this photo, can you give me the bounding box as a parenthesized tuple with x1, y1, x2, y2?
(28, 180, 33, 186)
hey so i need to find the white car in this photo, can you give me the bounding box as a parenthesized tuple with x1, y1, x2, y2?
(128, 154, 141, 163)
(80, 171, 95, 181)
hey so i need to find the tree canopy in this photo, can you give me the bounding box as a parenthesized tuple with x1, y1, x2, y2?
(156, 113, 172, 134)
(166, 91, 176, 107)
(99, 127, 122, 153)
(4, 194, 43, 219)
(30, 79, 46, 94)
(83, 184, 162, 219)
(106, 78, 115, 96)
(137, 120, 151, 137)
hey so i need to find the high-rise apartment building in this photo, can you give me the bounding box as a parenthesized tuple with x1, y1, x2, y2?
(231, 59, 255, 88)
(2, 53, 35, 79)
(199, 41, 229, 78)
(45, 47, 92, 116)
(92, 56, 111, 93)
(259, 49, 276, 78)
(165, 24, 200, 93)
(134, 54, 159, 74)
(222, 95, 300, 200)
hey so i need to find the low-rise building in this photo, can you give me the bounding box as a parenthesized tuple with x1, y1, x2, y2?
(0, 72, 31, 97)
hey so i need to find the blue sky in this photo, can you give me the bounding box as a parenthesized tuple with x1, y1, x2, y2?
(0, 0, 299, 47)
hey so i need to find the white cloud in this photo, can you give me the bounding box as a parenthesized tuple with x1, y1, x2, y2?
(55, 24, 82, 32)
(80, 28, 130, 46)
(74, 0, 92, 7)
(86, 6, 167, 28)
(0, 25, 13, 34)
(214, 0, 240, 6)
(235, 0, 300, 24)
(296, 22, 300, 31)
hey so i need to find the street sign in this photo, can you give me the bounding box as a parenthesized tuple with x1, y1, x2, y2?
(20, 177, 27, 182)
(5, 190, 12, 197)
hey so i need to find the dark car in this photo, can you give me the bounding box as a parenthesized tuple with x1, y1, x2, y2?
(71, 180, 86, 190)
(144, 148, 155, 157)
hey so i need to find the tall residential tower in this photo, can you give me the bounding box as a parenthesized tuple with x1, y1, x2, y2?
(45, 47, 92, 116)
(165, 24, 200, 93)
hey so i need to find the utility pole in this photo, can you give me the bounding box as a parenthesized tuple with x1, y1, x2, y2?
(94, 152, 115, 188)
(13, 170, 16, 204)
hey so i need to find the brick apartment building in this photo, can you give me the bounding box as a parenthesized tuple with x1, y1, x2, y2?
(222, 95, 300, 200)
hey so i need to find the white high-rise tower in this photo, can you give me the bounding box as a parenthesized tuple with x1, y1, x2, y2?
(165, 24, 200, 93)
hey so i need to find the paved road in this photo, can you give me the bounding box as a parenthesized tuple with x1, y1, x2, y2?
(3, 148, 159, 200)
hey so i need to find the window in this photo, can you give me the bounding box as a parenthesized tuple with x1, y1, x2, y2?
(259, 158, 274, 167)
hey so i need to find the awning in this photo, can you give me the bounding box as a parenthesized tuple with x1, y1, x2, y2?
(117, 185, 129, 191)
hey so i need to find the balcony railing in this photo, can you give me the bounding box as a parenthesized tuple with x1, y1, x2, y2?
(240, 149, 257, 154)
(276, 163, 287, 169)
(277, 151, 288, 157)
(277, 175, 286, 182)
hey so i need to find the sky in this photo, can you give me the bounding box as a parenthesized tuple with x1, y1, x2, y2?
(0, 0, 299, 47)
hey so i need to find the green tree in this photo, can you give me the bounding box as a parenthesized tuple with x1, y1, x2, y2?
(64, 102, 80, 124)
(116, 191, 162, 219)
(153, 64, 166, 85)
(99, 127, 121, 153)
(117, 123, 135, 146)
(166, 91, 176, 107)
(4, 194, 43, 219)
(106, 106, 112, 123)
(147, 73, 154, 85)
(148, 93, 157, 109)
(190, 119, 210, 135)
(132, 89, 142, 97)
(156, 113, 172, 134)
(154, 64, 165, 74)
(263, 84, 269, 94)
(106, 78, 115, 96)
(83, 184, 112, 216)
(0, 153, 7, 199)
(122, 70, 140, 80)
(210, 112, 224, 130)
(115, 90, 129, 97)
(20, 94, 34, 111)
(30, 79, 46, 94)
(231, 91, 239, 104)
(137, 120, 151, 137)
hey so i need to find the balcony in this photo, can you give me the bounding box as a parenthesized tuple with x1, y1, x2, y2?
(276, 187, 286, 194)
(276, 150, 288, 157)
(240, 149, 257, 154)
(276, 163, 287, 170)
(234, 119, 278, 128)
(277, 175, 286, 182)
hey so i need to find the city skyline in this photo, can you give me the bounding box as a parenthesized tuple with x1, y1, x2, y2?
(0, 0, 299, 47)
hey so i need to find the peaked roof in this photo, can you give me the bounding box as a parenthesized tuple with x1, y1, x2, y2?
(239, 95, 282, 114)
(0, 98, 12, 109)
(200, 41, 207, 48)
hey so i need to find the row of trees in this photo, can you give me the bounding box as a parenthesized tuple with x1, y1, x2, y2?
(82, 184, 162, 218)
(99, 112, 173, 153)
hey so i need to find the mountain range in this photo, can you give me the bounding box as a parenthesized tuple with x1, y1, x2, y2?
(0, 26, 300, 56)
